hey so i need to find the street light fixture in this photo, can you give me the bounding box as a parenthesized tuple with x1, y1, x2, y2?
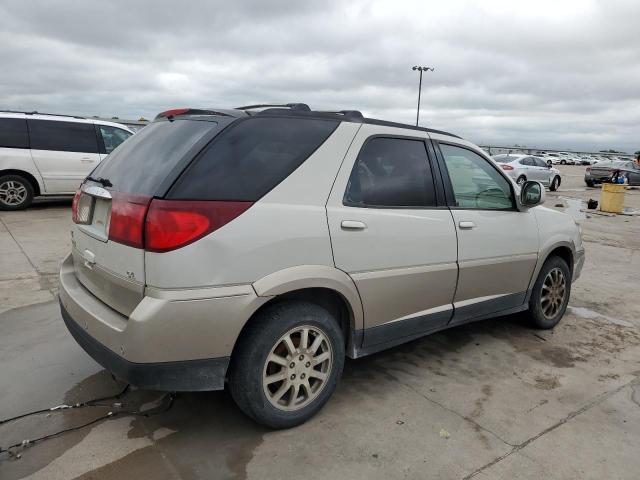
(412, 65, 434, 126)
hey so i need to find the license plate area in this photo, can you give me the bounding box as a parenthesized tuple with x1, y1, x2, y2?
(77, 186, 112, 242)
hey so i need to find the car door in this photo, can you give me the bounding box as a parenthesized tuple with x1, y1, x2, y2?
(433, 138, 539, 324)
(327, 125, 458, 348)
(28, 119, 101, 194)
(532, 157, 553, 184)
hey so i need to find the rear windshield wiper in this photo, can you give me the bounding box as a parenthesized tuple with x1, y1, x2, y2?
(86, 176, 113, 188)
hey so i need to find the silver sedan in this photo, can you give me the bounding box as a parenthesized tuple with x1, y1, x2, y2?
(493, 154, 562, 191)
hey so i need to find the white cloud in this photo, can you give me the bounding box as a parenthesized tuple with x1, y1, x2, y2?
(0, 0, 638, 151)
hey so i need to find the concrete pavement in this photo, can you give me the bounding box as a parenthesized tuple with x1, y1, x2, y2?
(1, 166, 639, 479)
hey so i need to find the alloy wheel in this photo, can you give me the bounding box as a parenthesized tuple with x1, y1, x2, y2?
(0, 180, 28, 206)
(262, 325, 333, 412)
(540, 267, 566, 319)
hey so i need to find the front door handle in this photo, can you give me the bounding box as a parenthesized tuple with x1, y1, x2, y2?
(458, 221, 476, 229)
(341, 220, 367, 230)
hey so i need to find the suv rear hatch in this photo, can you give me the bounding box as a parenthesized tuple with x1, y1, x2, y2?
(70, 112, 234, 316)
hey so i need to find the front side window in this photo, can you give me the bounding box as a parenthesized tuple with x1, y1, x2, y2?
(99, 125, 132, 154)
(0, 118, 29, 149)
(344, 137, 436, 207)
(439, 143, 514, 210)
(28, 120, 98, 153)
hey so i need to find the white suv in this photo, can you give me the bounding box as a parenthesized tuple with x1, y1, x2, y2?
(59, 104, 585, 428)
(0, 111, 134, 210)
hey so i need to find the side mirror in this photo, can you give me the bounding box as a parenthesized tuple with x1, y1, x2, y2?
(519, 180, 545, 209)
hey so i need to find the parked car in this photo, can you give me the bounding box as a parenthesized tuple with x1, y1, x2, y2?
(0, 111, 134, 210)
(608, 163, 640, 186)
(584, 160, 634, 186)
(493, 154, 562, 191)
(59, 104, 584, 428)
(545, 153, 562, 165)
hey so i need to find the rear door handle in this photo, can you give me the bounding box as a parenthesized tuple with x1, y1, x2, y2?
(458, 221, 476, 229)
(341, 220, 367, 230)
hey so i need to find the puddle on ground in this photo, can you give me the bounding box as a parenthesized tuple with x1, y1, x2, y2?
(552, 196, 587, 220)
(568, 306, 634, 328)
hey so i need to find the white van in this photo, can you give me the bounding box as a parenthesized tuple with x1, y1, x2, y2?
(0, 111, 134, 210)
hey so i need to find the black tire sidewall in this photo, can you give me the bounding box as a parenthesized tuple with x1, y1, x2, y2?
(529, 256, 572, 329)
(229, 301, 345, 429)
(0, 175, 34, 210)
(550, 176, 560, 191)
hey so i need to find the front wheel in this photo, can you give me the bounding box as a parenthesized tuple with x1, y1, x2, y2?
(528, 256, 572, 329)
(550, 176, 560, 191)
(0, 174, 34, 210)
(228, 301, 345, 429)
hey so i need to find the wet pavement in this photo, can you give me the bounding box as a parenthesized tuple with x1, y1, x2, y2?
(1, 165, 640, 479)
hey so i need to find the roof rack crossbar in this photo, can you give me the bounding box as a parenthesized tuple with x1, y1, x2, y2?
(0, 110, 87, 120)
(236, 103, 311, 112)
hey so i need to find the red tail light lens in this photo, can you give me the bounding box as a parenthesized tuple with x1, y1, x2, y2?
(157, 108, 190, 118)
(145, 200, 253, 253)
(71, 189, 82, 223)
(500, 164, 514, 171)
(108, 193, 152, 248)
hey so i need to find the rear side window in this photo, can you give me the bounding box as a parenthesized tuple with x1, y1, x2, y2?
(98, 125, 132, 154)
(169, 117, 338, 201)
(29, 120, 98, 153)
(90, 119, 218, 196)
(0, 118, 29, 148)
(344, 137, 436, 207)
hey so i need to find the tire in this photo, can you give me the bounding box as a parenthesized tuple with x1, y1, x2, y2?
(560, 160, 566, 165)
(228, 300, 345, 429)
(585, 180, 595, 188)
(528, 256, 572, 329)
(0, 174, 34, 210)
(516, 175, 527, 186)
(550, 176, 560, 191)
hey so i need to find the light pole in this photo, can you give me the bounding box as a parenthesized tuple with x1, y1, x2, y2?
(412, 65, 434, 126)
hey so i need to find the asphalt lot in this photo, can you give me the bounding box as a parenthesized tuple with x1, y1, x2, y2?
(1, 165, 639, 479)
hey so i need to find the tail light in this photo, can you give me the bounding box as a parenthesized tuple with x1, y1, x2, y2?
(500, 164, 514, 171)
(108, 193, 152, 248)
(144, 200, 253, 253)
(71, 189, 82, 223)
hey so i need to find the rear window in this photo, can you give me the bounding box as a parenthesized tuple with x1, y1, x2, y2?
(0, 118, 29, 149)
(90, 119, 218, 196)
(28, 119, 98, 153)
(169, 117, 338, 201)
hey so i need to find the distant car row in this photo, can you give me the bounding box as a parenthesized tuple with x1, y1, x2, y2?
(535, 151, 633, 166)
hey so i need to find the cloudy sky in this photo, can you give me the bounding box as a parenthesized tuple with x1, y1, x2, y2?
(0, 0, 638, 152)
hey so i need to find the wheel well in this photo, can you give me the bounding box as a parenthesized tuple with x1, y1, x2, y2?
(232, 288, 353, 358)
(0, 170, 41, 196)
(547, 246, 573, 275)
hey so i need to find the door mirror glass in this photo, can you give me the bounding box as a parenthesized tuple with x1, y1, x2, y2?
(520, 181, 544, 207)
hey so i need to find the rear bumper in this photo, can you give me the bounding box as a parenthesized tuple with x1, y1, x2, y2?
(61, 300, 229, 391)
(58, 253, 268, 391)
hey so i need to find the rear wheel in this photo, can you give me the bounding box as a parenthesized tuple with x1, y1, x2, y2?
(560, 160, 566, 165)
(0, 174, 34, 210)
(550, 176, 560, 191)
(516, 175, 527, 186)
(229, 301, 345, 429)
(528, 256, 571, 329)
